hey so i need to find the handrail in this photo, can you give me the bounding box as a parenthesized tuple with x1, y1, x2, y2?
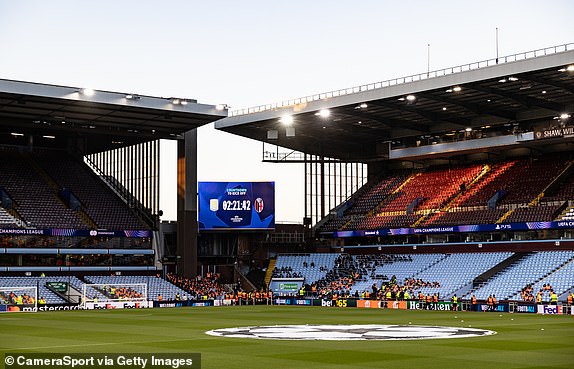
(230, 43, 574, 117)
(83, 156, 156, 228)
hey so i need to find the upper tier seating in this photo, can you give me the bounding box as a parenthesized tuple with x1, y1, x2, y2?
(0, 152, 85, 228)
(448, 161, 516, 208)
(452, 156, 568, 208)
(423, 209, 505, 226)
(0, 208, 20, 228)
(504, 204, 562, 223)
(355, 214, 420, 229)
(33, 152, 147, 230)
(321, 154, 574, 232)
(376, 165, 483, 213)
(560, 208, 574, 221)
(345, 173, 411, 215)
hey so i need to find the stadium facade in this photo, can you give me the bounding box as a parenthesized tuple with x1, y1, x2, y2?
(1, 43, 574, 306)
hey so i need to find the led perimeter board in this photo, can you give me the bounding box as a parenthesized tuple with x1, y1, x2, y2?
(198, 182, 275, 231)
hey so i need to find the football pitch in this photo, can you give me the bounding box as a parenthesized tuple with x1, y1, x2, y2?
(0, 305, 573, 369)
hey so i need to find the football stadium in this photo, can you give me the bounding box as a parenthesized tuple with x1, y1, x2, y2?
(1, 36, 574, 369)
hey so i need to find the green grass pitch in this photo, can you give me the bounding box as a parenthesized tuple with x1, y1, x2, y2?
(0, 306, 573, 368)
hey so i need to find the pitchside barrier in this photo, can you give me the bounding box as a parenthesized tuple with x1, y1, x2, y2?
(84, 301, 153, 310)
(270, 297, 573, 315)
(5, 294, 573, 315)
(0, 286, 38, 313)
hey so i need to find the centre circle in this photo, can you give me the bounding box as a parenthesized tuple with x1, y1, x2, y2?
(206, 324, 496, 340)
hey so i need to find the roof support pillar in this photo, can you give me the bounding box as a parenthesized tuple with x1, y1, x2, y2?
(176, 129, 198, 277)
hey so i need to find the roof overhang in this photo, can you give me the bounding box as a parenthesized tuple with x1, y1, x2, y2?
(0, 79, 227, 154)
(216, 45, 574, 162)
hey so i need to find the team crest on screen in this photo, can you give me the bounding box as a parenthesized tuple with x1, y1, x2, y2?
(254, 198, 264, 213)
(206, 324, 495, 340)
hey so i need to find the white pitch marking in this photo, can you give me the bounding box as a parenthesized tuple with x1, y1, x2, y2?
(0, 337, 194, 351)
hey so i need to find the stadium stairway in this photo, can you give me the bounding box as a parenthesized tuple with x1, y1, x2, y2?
(556, 205, 574, 220)
(235, 264, 257, 292)
(0, 207, 24, 228)
(5, 207, 27, 228)
(414, 254, 449, 275)
(471, 252, 527, 289)
(532, 160, 574, 207)
(264, 258, 276, 288)
(370, 173, 419, 216)
(509, 254, 574, 301)
(27, 154, 98, 229)
(496, 208, 515, 224)
(416, 164, 489, 227)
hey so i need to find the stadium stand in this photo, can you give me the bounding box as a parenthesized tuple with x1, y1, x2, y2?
(319, 153, 574, 232)
(272, 254, 339, 283)
(423, 209, 505, 226)
(33, 152, 148, 230)
(0, 151, 86, 229)
(467, 251, 574, 300)
(84, 275, 192, 301)
(510, 258, 574, 302)
(270, 250, 574, 301)
(411, 252, 513, 297)
(560, 207, 574, 220)
(0, 208, 21, 228)
(0, 275, 84, 304)
(503, 204, 564, 223)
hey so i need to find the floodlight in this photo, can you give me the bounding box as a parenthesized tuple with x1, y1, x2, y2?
(316, 109, 330, 118)
(280, 115, 294, 125)
(452, 86, 462, 92)
(80, 88, 95, 96)
(406, 95, 416, 101)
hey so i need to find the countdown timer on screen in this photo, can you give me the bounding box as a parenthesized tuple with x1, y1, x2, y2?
(198, 182, 275, 231)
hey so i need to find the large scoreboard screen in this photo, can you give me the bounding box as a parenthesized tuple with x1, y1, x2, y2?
(198, 182, 275, 231)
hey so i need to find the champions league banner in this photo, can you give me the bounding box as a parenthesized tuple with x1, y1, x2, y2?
(0, 228, 151, 238)
(198, 182, 275, 231)
(330, 220, 574, 238)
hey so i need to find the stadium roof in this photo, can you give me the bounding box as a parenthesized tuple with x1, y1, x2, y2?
(216, 44, 574, 162)
(0, 79, 227, 154)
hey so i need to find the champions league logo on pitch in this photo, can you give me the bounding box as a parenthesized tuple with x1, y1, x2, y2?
(206, 324, 495, 341)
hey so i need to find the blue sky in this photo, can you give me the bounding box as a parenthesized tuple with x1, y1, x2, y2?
(1, 1, 572, 222)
